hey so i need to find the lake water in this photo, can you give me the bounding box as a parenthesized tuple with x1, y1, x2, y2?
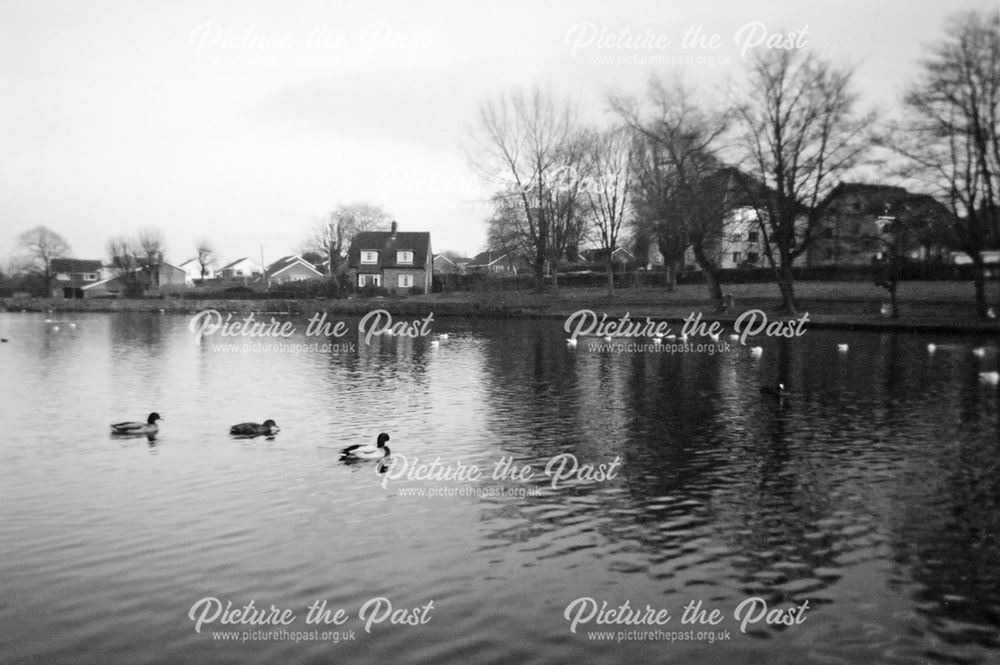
(0, 310, 998, 664)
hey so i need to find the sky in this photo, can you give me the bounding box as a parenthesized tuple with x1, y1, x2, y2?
(1, 0, 996, 269)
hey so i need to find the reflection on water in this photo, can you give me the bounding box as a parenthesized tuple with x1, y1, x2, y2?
(0, 311, 997, 664)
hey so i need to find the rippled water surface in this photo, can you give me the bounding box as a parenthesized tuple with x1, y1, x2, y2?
(1, 311, 998, 664)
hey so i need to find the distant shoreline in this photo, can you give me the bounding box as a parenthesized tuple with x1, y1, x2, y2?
(3, 281, 999, 336)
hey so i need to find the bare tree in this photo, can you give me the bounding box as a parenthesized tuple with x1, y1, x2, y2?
(582, 126, 632, 295)
(195, 238, 216, 280)
(881, 9, 999, 317)
(472, 87, 588, 289)
(627, 133, 687, 290)
(302, 202, 391, 275)
(613, 79, 731, 304)
(863, 196, 955, 318)
(14, 225, 71, 294)
(107, 236, 144, 297)
(485, 191, 532, 257)
(138, 228, 165, 268)
(734, 48, 873, 314)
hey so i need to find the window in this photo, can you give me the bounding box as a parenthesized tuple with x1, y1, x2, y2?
(732, 252, 742, 265)
(398, 273, 413, 288)
(83, 273, 97, 281)
(396, 251, 413, 264)
(747, 231, 758, 242)
(361, 251, 378, 265)
(358, 274, 381, 287)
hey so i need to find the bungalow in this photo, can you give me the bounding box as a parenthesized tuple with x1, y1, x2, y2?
(178, 258, 214, 284)
(466, 250, 530, 275)
(148, 262, 187, 291)
(579, 247, 637, 269)
(81, 275, 126, 298)
(50, 259, 110, 298)
(433, 254, 469, 275)
(347, 221, 432, 294)
(218, 257, 262, 280)
(266, 255, 323, 286)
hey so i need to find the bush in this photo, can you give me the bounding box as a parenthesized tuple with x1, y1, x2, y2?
(358, 284, 390, 298)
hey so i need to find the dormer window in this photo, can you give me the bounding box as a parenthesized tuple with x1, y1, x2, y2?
(83, 273, 97, 281)
(361, 251, 379, 265)
(396, 251, 413, 264)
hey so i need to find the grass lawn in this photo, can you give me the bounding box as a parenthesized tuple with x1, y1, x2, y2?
(418, 280, 1000, 329)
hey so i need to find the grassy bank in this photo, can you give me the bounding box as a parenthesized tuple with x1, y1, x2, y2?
(3, 280, 998, 333)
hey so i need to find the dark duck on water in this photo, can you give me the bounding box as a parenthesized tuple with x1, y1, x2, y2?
(111, 412, 162, 435)
(229, 420, 280, 437)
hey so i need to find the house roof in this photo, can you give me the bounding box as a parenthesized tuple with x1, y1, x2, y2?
(468, 250, 507, 267)
(50, 258, 103, 273)
(81, 276, 122, 290)
(266, 255, 323, 278)
(817, 182, 952, 220)
(218, 257, 257, 271)
(580, 247, 635, 261)
(348, 231, 431, 270)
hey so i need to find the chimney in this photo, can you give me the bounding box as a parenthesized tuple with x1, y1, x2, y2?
(390, 220, 398, 239)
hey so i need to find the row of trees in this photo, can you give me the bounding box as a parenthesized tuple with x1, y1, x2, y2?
(471, 9, 999, 317)
(6, 225, 220, 296)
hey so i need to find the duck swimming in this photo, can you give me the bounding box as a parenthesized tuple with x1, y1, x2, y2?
(340, 432, 390, 459)
(111, 412, 161, 435)
(759, 383, 786, 397)
(229, 419, 280, 436)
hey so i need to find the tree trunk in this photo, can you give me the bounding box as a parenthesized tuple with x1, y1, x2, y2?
(691, 243, 724, 307)
(532, 258, 546, 292)
(606, 257, 614, 296)
(775, 263, 797, 315)
(971, 255, 987, 319)
(664, 262, 677, 292)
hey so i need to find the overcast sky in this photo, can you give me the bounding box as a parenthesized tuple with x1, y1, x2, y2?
(1, 0, 995, 267)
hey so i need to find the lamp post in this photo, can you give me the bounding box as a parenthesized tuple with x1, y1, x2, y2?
(874, 209, 902, 319)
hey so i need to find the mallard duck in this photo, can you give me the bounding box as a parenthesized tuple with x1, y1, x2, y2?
(111, 412, 161, 435)
(229, 419, 280, 436)
(760, 383, 786, 397)
(750, 346, 763, 358)
(837, 343, 849, 353)
(340, 432, 390, 459)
